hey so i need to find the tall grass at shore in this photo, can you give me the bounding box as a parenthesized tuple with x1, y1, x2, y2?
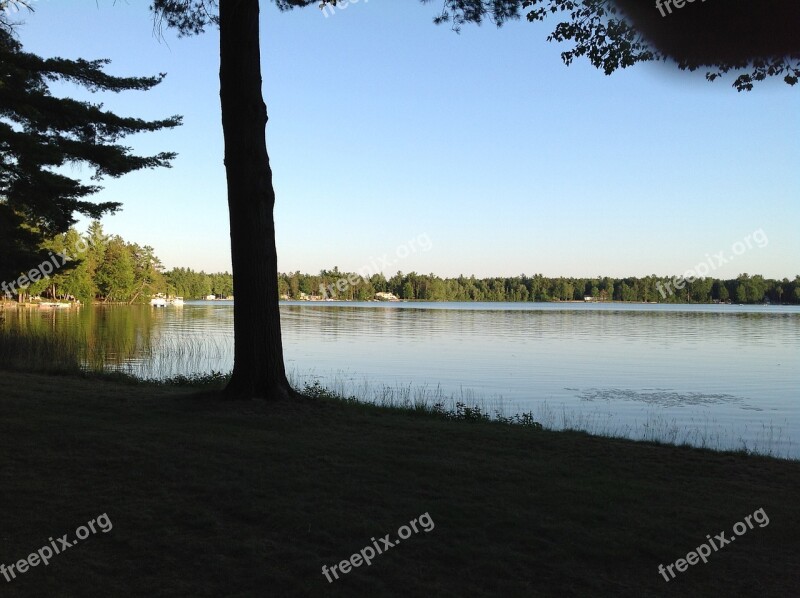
(0, 323, 230, 378)
(0, 327, 84, 373)
(286, 371, 795, 460)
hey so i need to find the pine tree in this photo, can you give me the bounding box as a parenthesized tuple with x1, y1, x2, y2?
(0, 13, 181, 288)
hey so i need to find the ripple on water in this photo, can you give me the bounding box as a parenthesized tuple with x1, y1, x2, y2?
(576, 387, 744, 408)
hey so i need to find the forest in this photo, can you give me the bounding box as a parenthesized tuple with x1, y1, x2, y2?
(1, 223, 233, 303)
(279, 269, 800, 305)
(4, 223, 795, 305)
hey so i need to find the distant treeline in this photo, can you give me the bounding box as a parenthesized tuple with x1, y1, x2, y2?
(278, 269, 800, 304)
(165, 268, 233, 300)
(4, 224, 797, 305)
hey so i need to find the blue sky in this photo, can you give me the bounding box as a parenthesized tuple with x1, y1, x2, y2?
(14, 0, 800, 279)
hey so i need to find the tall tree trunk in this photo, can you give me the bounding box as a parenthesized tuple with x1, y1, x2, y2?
(219, 0, 292, 400)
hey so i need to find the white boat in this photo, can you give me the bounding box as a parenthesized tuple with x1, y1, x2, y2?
(170, 297, 185, 306)
(150, 297, 167, 308)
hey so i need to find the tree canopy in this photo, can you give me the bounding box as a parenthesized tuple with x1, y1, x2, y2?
(430, 0, 800, 90)
(151, 1, 800, 91)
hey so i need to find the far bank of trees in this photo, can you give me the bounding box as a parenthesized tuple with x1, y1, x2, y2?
(165, 268, 233, 300)
(3, 223, 797, 305)
(278, 270, 800, 305)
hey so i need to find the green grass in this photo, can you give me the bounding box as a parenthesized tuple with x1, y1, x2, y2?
(0, 370, 798, 597)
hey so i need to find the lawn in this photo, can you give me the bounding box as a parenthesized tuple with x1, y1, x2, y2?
(0, 370, 798, 597)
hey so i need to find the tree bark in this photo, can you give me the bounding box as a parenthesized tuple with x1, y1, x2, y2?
(219, 0, 292, 400)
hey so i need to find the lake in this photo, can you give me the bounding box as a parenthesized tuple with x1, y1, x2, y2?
(3, 301, 798, 458)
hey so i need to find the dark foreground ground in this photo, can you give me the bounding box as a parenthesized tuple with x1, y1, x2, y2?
(0, 371, 798, 597)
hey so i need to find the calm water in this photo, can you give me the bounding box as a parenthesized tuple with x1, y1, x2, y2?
(4, 301, 799, 458)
